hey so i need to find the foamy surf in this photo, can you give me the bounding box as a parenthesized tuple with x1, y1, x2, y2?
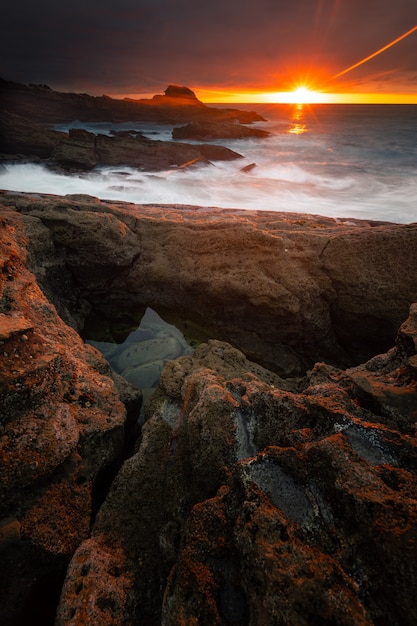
(1, 104, 416, 224)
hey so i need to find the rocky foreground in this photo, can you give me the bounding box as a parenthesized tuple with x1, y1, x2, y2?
(1, 192, 417, 625)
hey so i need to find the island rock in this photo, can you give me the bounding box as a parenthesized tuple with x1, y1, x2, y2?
(172, 121, 271, 140)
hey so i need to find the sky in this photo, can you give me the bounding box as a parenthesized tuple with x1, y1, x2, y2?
(1, 0, 417, 103)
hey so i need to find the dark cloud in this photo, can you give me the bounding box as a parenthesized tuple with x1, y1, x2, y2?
(1, 0, 416, 96)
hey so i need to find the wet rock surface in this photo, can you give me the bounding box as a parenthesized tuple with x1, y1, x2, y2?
(172, 121, 270, 140)
(0, 192, 416, 625)
(88, 307, 194, 400)
(0, 81, 267, 173)
(0, 109, 242, 172)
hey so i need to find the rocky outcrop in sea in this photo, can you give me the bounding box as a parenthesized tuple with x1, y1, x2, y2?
(0, 81, 270, 172)
(0, 191, 416, 625)
(172, 121, 271, 140)
(0, 109, 243, 172)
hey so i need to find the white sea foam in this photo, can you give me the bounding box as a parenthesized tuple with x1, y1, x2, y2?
(1, 104, 416, 224)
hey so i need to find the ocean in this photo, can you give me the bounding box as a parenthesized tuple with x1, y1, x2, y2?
(1, 103, 417, 223)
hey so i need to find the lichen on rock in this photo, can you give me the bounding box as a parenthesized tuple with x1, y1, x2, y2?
(1, 193, 417, 625)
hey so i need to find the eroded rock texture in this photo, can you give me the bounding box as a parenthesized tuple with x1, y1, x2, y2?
(57, 330, 417, 625)
(0, 206, 141, 625)
(0, 193, 416, 625)
(3, 191, 417, 373)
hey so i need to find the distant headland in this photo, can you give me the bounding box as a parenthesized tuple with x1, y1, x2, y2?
(0, 78, 268, 171)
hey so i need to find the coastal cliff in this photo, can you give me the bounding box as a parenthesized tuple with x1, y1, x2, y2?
(0, 192, 416, 625)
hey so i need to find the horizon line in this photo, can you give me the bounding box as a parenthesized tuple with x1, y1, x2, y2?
(108, 90, 417, 105)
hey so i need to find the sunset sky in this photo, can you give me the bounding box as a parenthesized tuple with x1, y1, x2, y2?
(1, 0, 417, 103)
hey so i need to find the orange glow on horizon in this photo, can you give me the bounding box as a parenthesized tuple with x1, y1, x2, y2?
(108, 70, 417, 105)
(107, 25, 417, 107)
(107, 87, 417, 105)
(192, 88, 417, 105)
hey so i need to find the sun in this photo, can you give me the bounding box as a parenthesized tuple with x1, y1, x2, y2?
(291, 86, 321, 104)
(294, 87, 311, 102)
(259, 85, 330, 104)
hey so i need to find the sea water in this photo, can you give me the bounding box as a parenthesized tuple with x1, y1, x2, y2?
(1, 104, 416, 223)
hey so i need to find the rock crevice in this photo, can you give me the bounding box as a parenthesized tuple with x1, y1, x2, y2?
(0, 192, 416, 625)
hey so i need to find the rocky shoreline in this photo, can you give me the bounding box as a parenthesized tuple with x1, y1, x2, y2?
(0, 80, 268, 172)
(1, 191, 416, 625)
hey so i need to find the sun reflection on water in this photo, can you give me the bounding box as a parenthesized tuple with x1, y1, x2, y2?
(288, 104, 308, 134)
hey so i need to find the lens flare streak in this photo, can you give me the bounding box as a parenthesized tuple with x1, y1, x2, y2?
(333, 24, 417, 79)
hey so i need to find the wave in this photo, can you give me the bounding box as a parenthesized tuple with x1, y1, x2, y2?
(1, 160, 415, 224)
(2, 105, 417, 224)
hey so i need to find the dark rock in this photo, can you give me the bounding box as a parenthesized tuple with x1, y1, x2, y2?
(172, 121, 271, 140)
(0, 77, 265, 124)
(0, 108, 242, 171)
(57, 326, 417, 625)
(240, 162, 257, 173)
(52, 128, 98, 169)
(0, 109, 63, 158)
(164, 85, 199, 99)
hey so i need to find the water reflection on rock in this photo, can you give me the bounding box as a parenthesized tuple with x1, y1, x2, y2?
(88, 307, 193, 399)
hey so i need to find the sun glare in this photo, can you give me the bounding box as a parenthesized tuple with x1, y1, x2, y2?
(293, 87, 314, 103)
(191, 81, 417, 105)
(258, 86, 331, 104)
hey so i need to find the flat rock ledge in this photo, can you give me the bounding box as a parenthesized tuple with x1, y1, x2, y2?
(0, 192, 417, 625)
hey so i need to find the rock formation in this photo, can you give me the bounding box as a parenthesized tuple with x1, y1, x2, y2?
(0, 78, 264, 124)
(0, 80, 271, 171)
(0, 203, 142, 625)
(56, 330, 417, 625)
(0, 191, 416, 625)
(0, 110, 242, 171)
(2, 192, 415, 374)
(172, 121, 271, 140)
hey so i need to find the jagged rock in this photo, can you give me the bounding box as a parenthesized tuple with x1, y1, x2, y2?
(172, 121, 270, 140)
(1, 193, 417, 625)
(0, 110, 241, 171)
(57, 321, 417, 625)
(52, 127, 242, 171)
(0, 206, 142, 625)
(397, 302, 417, 358)
(0, 109, 62, 158)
